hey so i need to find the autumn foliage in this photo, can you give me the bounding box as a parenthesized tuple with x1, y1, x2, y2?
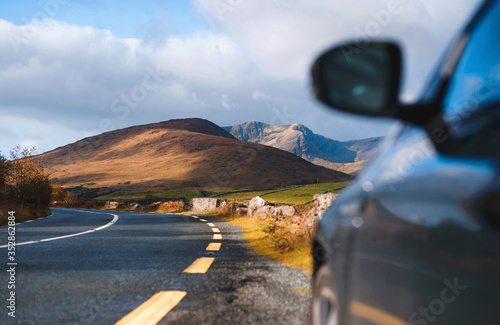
(0, 146, 53, 224)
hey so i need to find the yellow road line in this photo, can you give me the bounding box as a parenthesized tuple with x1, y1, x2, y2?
(183, 257, 215, 274)
(115, 291, 186, 325)
(206, 243, 221, 251)
(350, 301, 410, 325)
(207, 223, 215, 227)
(199, 219, 207, 222)
(191, 216, 199, 219)
(211, 227, 220, 233)
(213, 234, 222, 240)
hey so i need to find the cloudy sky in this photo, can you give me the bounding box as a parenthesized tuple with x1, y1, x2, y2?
(0, 0, 483, 155)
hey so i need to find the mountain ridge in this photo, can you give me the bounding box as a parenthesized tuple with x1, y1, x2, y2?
(40, 118, 352, 189)
(224, 121, 383, 174)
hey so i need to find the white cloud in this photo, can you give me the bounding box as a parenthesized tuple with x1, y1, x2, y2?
(165, 82, 189, 99)
(0, 115, 86, 155)
(194, 0, 482, 98)
(154, 32, 247, 85)
(0, 0, 485, 154)
(220, 93, 240, 110)
(252, 90, 270, 101)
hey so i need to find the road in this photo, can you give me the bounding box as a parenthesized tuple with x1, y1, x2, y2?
(0, 208, 311, 324)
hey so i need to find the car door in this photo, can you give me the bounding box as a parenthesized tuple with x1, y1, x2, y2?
(347, 1, 500, 324)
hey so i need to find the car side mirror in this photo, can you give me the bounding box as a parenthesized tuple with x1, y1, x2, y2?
(311, 41, 403, 117)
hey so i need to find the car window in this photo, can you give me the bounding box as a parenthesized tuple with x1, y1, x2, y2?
(442, 0, 500, 128)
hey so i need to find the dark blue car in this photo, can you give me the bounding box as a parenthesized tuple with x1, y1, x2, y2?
(310, 0, 500, 324)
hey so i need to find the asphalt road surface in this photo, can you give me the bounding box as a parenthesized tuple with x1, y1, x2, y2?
(0, 208, 311, 324)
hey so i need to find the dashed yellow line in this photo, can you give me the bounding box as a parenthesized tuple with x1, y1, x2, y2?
(183, 257, 215, 274)
(211, 227, 220, 233)
(191, 216, 199, 219)
(115, 291, 186, 325)
(199, 219, 207, 222)
(206, 243, 221, 251)
(350, 301, 410, 325)
(213, 234, 222, 240)
(207, 223, 215, 227)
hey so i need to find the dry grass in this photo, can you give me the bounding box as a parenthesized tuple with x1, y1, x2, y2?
(214, 204, 313, 274)
(156, 200, 185, 213)
(40, 122, 351, 189)
(311, 158, 367, 175)
(0, 206, 51, 226)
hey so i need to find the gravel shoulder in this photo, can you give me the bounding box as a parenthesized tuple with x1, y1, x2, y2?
(162, 216, 312, 325)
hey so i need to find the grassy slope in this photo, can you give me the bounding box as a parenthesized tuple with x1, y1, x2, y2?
(40, 121, 351, 190)
(260, 182, 348, 204)
(93, 182, 349, 204)
(217, 182, 348, 204)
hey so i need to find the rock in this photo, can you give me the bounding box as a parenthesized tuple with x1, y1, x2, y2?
(307, 193, 339, 227)
(128, 202, 141, 210)
(247, 196, 296, 218)
(106, 201, 120, 208)
(191, 198, 226, 212)
(252, 205, 275, 218)
(313, 193, 338, 212)
(273, 205, 296, 218)
(248, 196, 269, 216)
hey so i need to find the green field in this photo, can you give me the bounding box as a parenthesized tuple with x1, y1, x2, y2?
(216, 182, 349, 204)
(94, 190, 201, 201)
(93, 182, 349, 204)
(93, 187, 250, 201)
(261, 182, 348, 204)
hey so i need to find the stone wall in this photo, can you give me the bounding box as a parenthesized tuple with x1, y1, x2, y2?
(191, 198, 226, 212)
(306, 193, 339, 227)
(247, 196, 295, 219)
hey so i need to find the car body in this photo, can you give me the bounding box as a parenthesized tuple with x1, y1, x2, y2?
(311, 1, 500, 324)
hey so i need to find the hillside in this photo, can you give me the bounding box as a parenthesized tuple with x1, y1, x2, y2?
(343, 137, 382, 161)
(224, 122, 382, 174)
(40, 118, 351, 189)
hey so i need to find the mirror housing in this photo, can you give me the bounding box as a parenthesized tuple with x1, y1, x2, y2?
(312, 41, 403, 118)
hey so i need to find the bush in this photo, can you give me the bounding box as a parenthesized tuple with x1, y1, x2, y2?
(0, 146, 54, 225)
(157, 200, 185, 213)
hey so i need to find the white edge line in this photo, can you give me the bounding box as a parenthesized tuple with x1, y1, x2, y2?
(0, 211, 118, 248)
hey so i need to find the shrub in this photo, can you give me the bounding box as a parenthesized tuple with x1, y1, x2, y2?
(157, 200, 185, 213)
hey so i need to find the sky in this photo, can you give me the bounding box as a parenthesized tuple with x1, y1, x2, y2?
(0, 0, 484, 155)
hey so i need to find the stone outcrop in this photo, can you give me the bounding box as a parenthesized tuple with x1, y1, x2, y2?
(272, 205, 296, 218)
(191, 198, 226, 212)
(248, 196, 269, 215)
(128, 202, 141, 210)
(307, 193, 339, 226)
(247, 196, 295, 219)
(106, 201, 120, 208)
(313, 193, 338, 214)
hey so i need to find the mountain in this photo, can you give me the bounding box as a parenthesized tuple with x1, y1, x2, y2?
(40, 118, 351, 189)
(343, 137, 381, 161)
(223, 121, 382, 174)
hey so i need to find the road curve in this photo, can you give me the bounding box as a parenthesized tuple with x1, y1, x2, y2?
(0, 208, 311, 324)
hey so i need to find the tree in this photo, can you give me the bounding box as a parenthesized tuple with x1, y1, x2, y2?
(0, 151, 8, 197)
(5, 145, 52, 209)
(65, 191, 76, 203)
(0, 151, 10, 209)
(51, 184, 66, 202)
